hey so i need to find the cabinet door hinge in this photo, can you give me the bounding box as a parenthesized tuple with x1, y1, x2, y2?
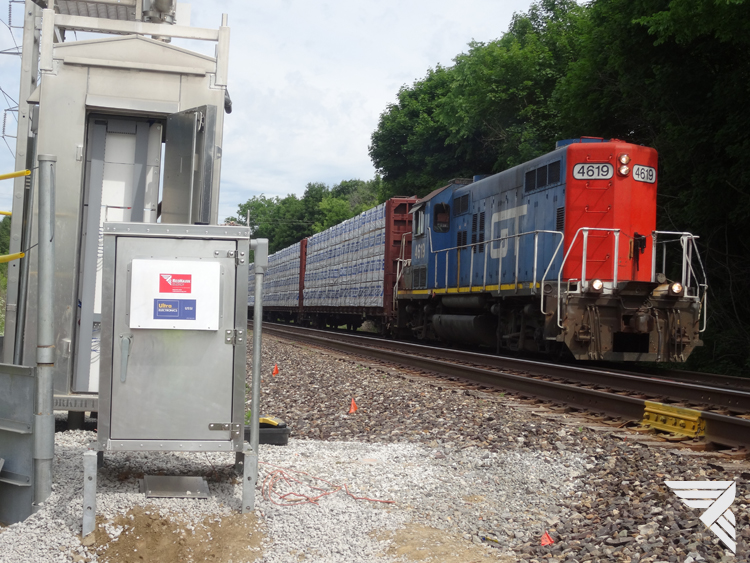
(224, 329, 245, 345)
(223, 250, 246, 266)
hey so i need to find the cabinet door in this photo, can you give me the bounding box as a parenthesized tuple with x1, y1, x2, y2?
(109, 236, 236, 441)
(162, 105, 216, 225)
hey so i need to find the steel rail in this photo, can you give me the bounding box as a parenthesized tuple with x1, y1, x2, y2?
(613, 366, 750, 391)
(256, 323, 750, 449)
(258, 324, 750, 411)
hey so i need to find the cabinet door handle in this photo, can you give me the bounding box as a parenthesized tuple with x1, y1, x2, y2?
(120, 335, 133, 383)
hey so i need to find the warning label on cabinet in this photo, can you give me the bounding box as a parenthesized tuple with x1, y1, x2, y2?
(130, 259, 221, 331)
(159, 274, 192, 294)
(153, 299, 197, 320)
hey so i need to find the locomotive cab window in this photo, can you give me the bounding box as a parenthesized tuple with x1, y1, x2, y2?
(413, 208, 425, 237)
(433, 203, 450, 233)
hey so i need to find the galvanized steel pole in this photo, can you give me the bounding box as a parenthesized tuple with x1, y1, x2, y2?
(250, 238, 269, 453)
(243, 238, 267, 512)
(34, 154, 56, 508)
(251, 274, 264, 455)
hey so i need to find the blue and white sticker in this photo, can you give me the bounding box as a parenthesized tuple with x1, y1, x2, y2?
(153, 299, 197, 320)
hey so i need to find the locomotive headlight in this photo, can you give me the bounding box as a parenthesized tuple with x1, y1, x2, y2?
(618, 165, 630, 176)
(670, 282, 683, 295)
(619, 154, 631, 165)
(590, 279, 604, 292)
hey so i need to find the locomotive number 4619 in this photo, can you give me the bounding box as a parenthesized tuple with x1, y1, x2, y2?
(632, 164, 656, 183)
(573, 163, 613, 180)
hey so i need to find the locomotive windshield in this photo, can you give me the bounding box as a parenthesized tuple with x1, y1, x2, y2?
(433, 203, 450, 233)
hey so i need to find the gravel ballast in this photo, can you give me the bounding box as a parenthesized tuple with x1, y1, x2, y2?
(0, 332, 748, 562)
(0, 427, 581, 562)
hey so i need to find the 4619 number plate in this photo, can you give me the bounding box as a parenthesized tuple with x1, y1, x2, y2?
(633, 164, 656, 183)
(573, 163, 613, 180)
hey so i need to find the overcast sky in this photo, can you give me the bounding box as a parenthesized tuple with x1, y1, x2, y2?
(0, 0, 532, 222)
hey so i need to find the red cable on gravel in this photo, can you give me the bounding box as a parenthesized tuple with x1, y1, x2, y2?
(260, 461, 395, 507)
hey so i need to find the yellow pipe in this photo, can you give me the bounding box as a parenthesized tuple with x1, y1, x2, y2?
(0, 252, 25, 264)
(0, 169, 30, 181)
(0, 211, 11, 216)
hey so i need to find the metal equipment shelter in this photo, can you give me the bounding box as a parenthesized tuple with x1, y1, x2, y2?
(0, 1, 271, 528)
(3, 1, 230, 414)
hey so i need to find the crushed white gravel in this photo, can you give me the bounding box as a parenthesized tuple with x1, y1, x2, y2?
(0, 420, 585, 563)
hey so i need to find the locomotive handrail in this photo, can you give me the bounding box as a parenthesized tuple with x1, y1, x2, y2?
(394, 231, 413, 311)
(427, 228, 564, 298)
(554, 227, 621, 329)
(537, 232, 566, 315)
(650, 231, 708, 333)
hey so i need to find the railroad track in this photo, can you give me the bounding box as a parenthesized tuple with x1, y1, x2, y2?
(612, 365, 750, 391)
(253, 322, 750, 450)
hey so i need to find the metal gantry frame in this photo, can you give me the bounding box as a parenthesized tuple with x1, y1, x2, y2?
(4, 0, 231, 369)
(244, 238, 268, 513)
(0, 152, 56, 525)
(33, 154, 55, 507)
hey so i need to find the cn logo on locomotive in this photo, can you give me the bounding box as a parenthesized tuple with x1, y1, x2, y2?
(490, 204, 528, 259)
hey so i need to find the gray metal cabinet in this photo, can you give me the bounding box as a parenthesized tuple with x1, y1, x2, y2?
(97, 224, 249, 453)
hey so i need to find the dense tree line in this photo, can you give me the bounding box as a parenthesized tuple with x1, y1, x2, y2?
(368, 0, 750, 374)
(235, 0, 749, 373)
(370, 0, 584, 197)
(227, 178, 380, 254)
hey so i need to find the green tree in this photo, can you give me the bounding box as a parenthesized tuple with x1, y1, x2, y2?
(229, 178, 383, 253)
(312, 195, 350, 233)
(439, 0, 582, 171)
(370, 65, 462, 200)
(0, 215, 10, 256)
(348, 177, 380, 214)
(230, 193, 311, 254)
(369, 0, 582, 199)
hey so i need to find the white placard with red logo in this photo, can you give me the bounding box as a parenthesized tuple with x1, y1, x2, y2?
(129, 259, 222, 330)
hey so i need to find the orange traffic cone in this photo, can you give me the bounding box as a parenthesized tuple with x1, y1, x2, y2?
(272, 364, 279, 376)
(348, 398, 358, 414)
(541, 531, 554, 546)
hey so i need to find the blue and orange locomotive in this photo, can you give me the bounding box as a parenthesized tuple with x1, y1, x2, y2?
(251, 138, 707, 362)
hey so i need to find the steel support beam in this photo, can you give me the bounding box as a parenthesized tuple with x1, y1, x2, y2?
(53, 13, 220, 40)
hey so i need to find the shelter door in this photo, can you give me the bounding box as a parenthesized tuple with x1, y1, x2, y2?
(73, 116, 162, 394)
(161, 105, 216, 225)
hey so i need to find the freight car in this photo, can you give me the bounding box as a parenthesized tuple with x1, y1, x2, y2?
(249, 138, 707, 362)
(248, 197, 417, 333)
(398, 138, 707, 362)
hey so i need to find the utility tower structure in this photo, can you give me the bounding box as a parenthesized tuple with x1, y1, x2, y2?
(3, 0, 231, 412)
